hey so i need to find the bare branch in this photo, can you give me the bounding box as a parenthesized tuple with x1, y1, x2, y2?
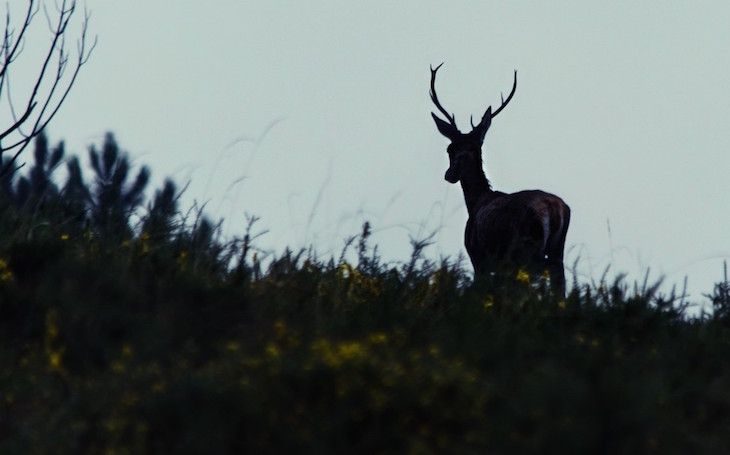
(0, 101, 35, 141)
(0, 0, 96, 176)
(0, 1, 35, 104)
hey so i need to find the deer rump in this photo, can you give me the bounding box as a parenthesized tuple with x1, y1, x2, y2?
(465, 189, 569, 275)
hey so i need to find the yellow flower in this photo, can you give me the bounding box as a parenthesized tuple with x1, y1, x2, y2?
(177, 251, 188, 270)
(483, 295, 495, 310)
(48, 350, 64, 371)
(46, 322, 58, 340)
(310, 338, 369, 367)
(516, 268, 530, 284)
(368, 332, 388, 345)
(336, 341, 365, 361)
(45, 308, 59, 342)
(139, 231, 151, 254)
(265, 342, 280, 359)
(337, 262, 354, 279)
(0, 258, 14, 281)
(557, 300, 567, 310)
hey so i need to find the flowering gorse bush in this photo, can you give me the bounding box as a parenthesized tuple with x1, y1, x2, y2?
(0, 134, 729, 453)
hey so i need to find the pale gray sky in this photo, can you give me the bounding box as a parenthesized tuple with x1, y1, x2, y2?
(8, 1, 730, 303)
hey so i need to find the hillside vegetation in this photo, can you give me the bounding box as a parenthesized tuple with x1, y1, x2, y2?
(1, 134, 729, 454)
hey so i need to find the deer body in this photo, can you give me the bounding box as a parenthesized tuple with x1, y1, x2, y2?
(430, 64, 570, 296)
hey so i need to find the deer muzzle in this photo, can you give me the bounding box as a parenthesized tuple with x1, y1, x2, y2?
(444, 168, 459, 184)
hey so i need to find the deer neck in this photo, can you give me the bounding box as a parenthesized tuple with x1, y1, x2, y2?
(459, 160, 496, 217)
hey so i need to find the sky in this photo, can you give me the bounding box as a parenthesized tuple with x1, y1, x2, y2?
(5, 1, 730, 306)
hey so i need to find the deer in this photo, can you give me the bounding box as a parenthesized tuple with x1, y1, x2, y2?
(429, 63, 570, 297)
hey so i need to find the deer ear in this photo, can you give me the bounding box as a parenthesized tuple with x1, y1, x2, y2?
(475, 107, 492, 142)
(432, 113, 460, 139)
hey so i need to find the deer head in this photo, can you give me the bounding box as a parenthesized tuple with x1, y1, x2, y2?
(430, 63, 517, 184)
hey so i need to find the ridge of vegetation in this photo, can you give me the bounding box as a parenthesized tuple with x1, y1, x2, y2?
(1, 134, 729, 454)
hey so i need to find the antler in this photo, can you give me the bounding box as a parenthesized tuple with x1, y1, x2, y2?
(491, 70, 518, 118)
(429, 63, 457, 128)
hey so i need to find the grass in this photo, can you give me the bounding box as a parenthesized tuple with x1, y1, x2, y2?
(1, 135, 730, 453)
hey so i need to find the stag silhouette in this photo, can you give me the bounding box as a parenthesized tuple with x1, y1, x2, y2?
(430, 63, 570, 296)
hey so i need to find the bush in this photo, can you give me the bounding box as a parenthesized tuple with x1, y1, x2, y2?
(0, 134, 729, 454)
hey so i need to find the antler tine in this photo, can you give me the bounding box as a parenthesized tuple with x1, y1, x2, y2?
(491, 70, 518, 118)
(430, 63, 457, 127)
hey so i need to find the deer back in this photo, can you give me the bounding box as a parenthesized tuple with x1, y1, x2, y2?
(466, 190, 569, 270)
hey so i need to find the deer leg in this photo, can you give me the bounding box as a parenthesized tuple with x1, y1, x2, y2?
(547, 259, 566, 299)
(544, 209, 570, 298)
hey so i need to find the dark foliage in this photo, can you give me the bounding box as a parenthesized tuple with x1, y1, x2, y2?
(0, 134, 729, 454)
(87, 132, 150, 237)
